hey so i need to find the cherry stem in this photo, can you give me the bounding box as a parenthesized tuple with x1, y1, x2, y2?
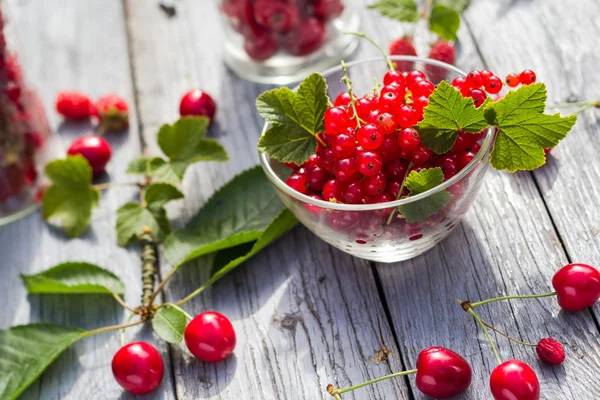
(92, 182, 139, 191)
(112, 293, 137, 313)
(327, 369, 418, 397)
(140, 227, 158, 309)
(470, 292, 557, 309)
(344, 32, 395, 72)
(481, 320, 537, 347)
(421, 0, 434, 19)
(84, 319, 144, 338)
(175, 282, 209, 307)
(468, 307, 502, 365)
(386, 162, 414, 225)
(148, 267, 178, 305)
(156, 302, 194, 320)
(120, 312, 137, 347)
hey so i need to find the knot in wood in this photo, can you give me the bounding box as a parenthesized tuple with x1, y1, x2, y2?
(281, 315, 298, 330)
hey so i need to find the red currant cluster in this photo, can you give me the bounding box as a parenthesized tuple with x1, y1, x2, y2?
(220, 0, 343, 61)
(112, 311, 236, 395)
(451, 69, 505, 107)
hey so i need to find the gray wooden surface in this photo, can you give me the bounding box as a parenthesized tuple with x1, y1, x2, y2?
(1, 0, 599, 399)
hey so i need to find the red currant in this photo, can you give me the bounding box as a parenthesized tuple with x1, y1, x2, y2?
(253, 0, 299, 33)
(410, 145, 433, 165)
(412, 95, 429, 113)
(379, 90, 403, 113)
(405, 70, 426, 87)
(283, 17, 326, 56)
(435, 156, 458, 179)
(396, 105, 418, 128)
(385, 159, 408, 180)
(334, 92, 354, 107)
(552, 263, 600, 312)
(380, 136, 402, 163)
(383, 70, 405, 86)
(466, 70, 484, 89)
(305, 165, 330, 191)
(470, 89, 487, 108)
(179, 89, 217, 122)
(397, 128, 421, 151)
(357, 151, 383, 177)
(364, 172, 387, 196)
(519, 69, 537, 85)
(386, 179, 402, 198)
(489, 360, 539, 400)
(355, 97, 376, 120)
(313, 0, 344, 21)
(304, 194, 325, 216)
(67, 136, 112, 177)
(480, 69, 494, 82)
(334, 158, 359, 182)
(286, 173, 308, 194)
(457, 151, 476, 170)
(185, 311, 236, 362)
(505, 73, 520, 87)
(112, 342, 164, 395)
(484, 75, 503, 94)
(356, 124, 384, 150)
(452, 76, 468, 91)
(342, 180, 365, 204)
(324, 106, 351, 134)
(318, 148, 335, 172)
(244, 30, 279, 61)
(411, 79, 435, 98)
(415, 347, 472, 399)
(322, 179, 343, 202)
(372, 193, 394, 216)
(374, 112, 397, 135)
(332, 131, 356, 158)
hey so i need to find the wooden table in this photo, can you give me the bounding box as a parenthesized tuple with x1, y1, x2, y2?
(2, 0, 599, 399)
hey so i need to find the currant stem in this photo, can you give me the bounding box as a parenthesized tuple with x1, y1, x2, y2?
(481, 320, 537, 347)
(92, 182, 139, 191)
(140, 227, 158, 309)
(470, 292, 557, 309)
(84, 319, 144, 338)
(327, 369, 418, 397)
(112, 293, 137, 313)
(468, 308, 502, 365)
(386, 162, 414, 225)
(340, 60, 364, 128)
(548, 100, 600, 109)
(344, 32, 395, 71)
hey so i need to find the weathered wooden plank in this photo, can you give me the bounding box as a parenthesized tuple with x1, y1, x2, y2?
(367, 2, 600, 399)
(0, 1, 176, 399)
(125, 1, 411, 399)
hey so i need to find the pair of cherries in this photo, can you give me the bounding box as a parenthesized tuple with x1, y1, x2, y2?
(111, 311, 236, 395)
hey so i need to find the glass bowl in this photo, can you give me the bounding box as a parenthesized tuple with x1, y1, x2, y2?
(259, 56, 494, 263)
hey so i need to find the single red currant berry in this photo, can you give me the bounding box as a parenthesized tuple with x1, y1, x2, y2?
(380, 136, 402, 163)
(397, 128, 421, 151)
(411, 79, 435, 98)
(536, 338, 566, 365)
(357, 151, 383, 177)
(489, 360, 540, 400)
(334, 158, 359, 182)
(179, 89, 217, 122)
(435, 156, 458, 179)
(282, 17, 326, 56)
(302, 154, 320, 168)
(318, 148, 335, 172)
(304, 194, 324, 216)
(324, 106, 351, 134)
(332, 131, 356, 158)
(386, 179, 402, 199)
(410, 145, 433, 165)
(322, 179, 343, 202)
(505, 73, 520, 87)
(375, 112, 397, 135)
(381, 82, 406, 100)
(405, 70, 427, 87)
(112, 342, 164, 395)
(334, 92, 354, 107)
(355, 97, 377, 120)
(286, 173, 308, 194)
(466, 70, 484, 89)
(253, 0, 299, 33)
(305, 165, 330, 191)
(480, 69, 494, 82)
(357, 124, 384, 150)
(67, 136, 112, 177)
(364, 172, 387, 196)
(415, 347, 472, 399)
(452, 76, 468, 91)
(412, 95, 429, 113)
(396, 105, 418, 128)
(552, 263, 600, 312)
(457, 151, 476, 170)
(342, 180, 365, 204)
(385, 159, 408, 180)
(371, 193, 394, 216)
(185, 311, 236, 362)
(383, 70, 405, 86)
(519, 69, 536, 85)
(484, 75, 503, 94)
(470, 89, 487, 108)
(244, 30, 279, 61)
(379, 90, 402, 113)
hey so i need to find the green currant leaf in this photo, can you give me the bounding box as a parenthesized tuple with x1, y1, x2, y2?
(428, 5, 461, 41)
(42, 155, 100, 237)
(417, 81, 488, 154)
(434, 0, 470, 14)
(398, 167, 452, 223)
(152, 307, 187, 344)
(486, 83, 577, 172)
(20, 262, 125, 295)
(256, 73, 329, 165)
(0, 323, 86, 400)
(116, 202, 170, 246)
(150, 117, 228, 183)
(126, 156, 151, 175)
(164, 166, 295, 268)
(367, 0, 420, 22)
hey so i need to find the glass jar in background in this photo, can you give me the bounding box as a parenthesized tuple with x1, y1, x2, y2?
(0, 1, 53, 226)
(220, 0, 360, 84)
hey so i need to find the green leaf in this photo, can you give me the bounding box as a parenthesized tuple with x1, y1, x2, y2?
(126, 156, 151, 175)
(367, 0, 420, 22)
(208, 209, 297, 286)
(42, 155, 100, 237)
(434, 0, 470, 13)
(417, 81, 488, 154)
(116, 202, 171, 246)
(398, 167, 452, 223)
(164, 166, 292, 267)
(144, 183, 184, 209)
(20, 262, 125, 295)
(152, 307, 187, 344)
(0, 323, 85, 400)
(486, 83, 577, 172)
(151, 117, 228, 183)
(256, 73, 329, 165)
(429, 5, 461, 41)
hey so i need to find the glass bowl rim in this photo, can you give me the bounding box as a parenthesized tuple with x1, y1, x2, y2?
(259, 56, 495, 211)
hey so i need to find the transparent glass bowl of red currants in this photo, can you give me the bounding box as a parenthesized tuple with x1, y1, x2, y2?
(259, 57, 494, 263)
(219, 0, 360, 84)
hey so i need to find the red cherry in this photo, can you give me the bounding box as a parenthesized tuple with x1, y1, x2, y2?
(313, 0, 344, 21)
(415, 347, 472, 399)
(283, 17, 326, 56)
(0, 163, 27, 202)
(67, 136, 112, 177)
(552, 263, 600, 312)
(253, 0, 299, 33)
(112, 342, 164, 395)
(244, 30, 279, 61)
(185, 311, 236, 362)
(179, 89, 217, 122)
(489, 360, 540, 400)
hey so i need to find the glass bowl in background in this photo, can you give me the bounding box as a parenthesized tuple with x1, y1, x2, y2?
(259, 56, 494, 263)
(219, 0, 360, 84)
